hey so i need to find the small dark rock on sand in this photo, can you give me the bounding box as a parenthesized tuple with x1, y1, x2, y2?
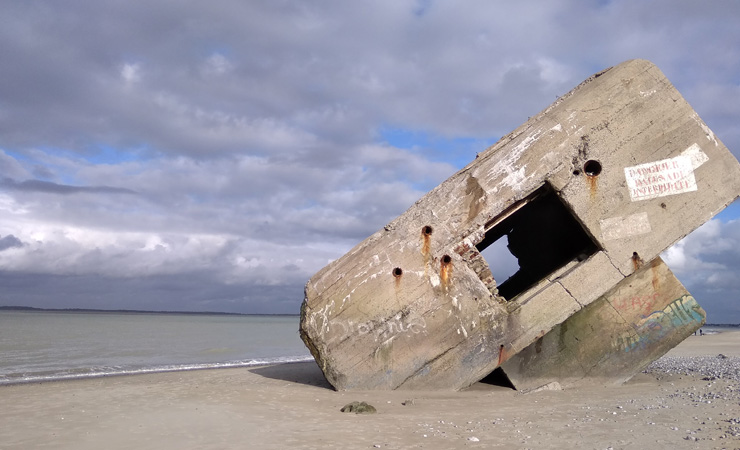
(340, 401, 377, 414)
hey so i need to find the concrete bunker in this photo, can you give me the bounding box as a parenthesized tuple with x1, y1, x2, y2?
(475, 183, 599, 300)
(299, 59, 740, 391)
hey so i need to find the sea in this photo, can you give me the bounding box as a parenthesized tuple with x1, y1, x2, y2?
(0, 310, 312, 385)
(1, 310, 736, 386)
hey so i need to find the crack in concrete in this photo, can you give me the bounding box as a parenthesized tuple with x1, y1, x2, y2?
(604, 250, 628, 277)
(556, 280, 583, 309)
(604, 297, 636, 335)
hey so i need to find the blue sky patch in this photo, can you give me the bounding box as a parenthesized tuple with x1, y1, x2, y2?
(379, 126, 498, 169)
(716, 198, 740, 222)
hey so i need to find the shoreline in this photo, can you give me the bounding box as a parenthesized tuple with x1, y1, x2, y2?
(0, 355, 314, 387)
(2, 332, 739, 449)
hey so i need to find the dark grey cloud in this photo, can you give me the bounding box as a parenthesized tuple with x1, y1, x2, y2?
(0, 271, 302, 314)
(0, 0, 739, 317)
(0, 235, 24, 252)
(0, 177, 137, 196)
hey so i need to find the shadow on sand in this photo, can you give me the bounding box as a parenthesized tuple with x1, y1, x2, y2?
(249, 361, 518, 392)
(249, 361, 334, 390)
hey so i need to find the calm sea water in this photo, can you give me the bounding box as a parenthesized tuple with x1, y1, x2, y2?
(0, 311, 311, 385)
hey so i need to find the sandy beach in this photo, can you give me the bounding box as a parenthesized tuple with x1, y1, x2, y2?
(2, 331, 739, 450)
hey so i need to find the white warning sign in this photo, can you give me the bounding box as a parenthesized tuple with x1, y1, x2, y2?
(624, 155, 697, 201)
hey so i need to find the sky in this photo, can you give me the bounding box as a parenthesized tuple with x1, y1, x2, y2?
(1, 1, 739, 321)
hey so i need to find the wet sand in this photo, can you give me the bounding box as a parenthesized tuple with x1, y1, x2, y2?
(2, 331, 739, 449)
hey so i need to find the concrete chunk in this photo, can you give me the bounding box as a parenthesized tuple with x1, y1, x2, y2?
(300, 59, 740, 391)
(500, 257, 705, 389)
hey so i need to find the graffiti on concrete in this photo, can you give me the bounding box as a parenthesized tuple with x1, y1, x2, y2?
(313, 313, 428, 345)
(616, 295, 703, 352)
(611, 292, 661, 316)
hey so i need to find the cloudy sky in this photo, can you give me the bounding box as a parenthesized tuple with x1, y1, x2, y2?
(1, 1, 739, 321)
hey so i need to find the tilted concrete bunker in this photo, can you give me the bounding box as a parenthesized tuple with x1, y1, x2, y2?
(300, 59, 740, 391)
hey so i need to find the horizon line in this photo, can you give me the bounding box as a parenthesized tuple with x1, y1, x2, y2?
(0, 305, 298, 316)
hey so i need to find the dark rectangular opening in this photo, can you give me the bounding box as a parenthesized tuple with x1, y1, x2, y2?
(476, 184, 598, 300)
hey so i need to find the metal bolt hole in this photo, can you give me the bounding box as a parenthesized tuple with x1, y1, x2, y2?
(584, 160, 602, 176)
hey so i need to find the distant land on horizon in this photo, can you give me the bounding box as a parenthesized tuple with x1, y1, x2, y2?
(0, 305, 298, 317)
(1, 306, 736, 325)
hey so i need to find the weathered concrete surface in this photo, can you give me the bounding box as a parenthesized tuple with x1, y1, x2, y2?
(300, 59, 740, 391)
(500, 257, 705, 390)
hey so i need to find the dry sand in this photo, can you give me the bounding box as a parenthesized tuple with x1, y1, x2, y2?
(2, 331, 739, 450)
